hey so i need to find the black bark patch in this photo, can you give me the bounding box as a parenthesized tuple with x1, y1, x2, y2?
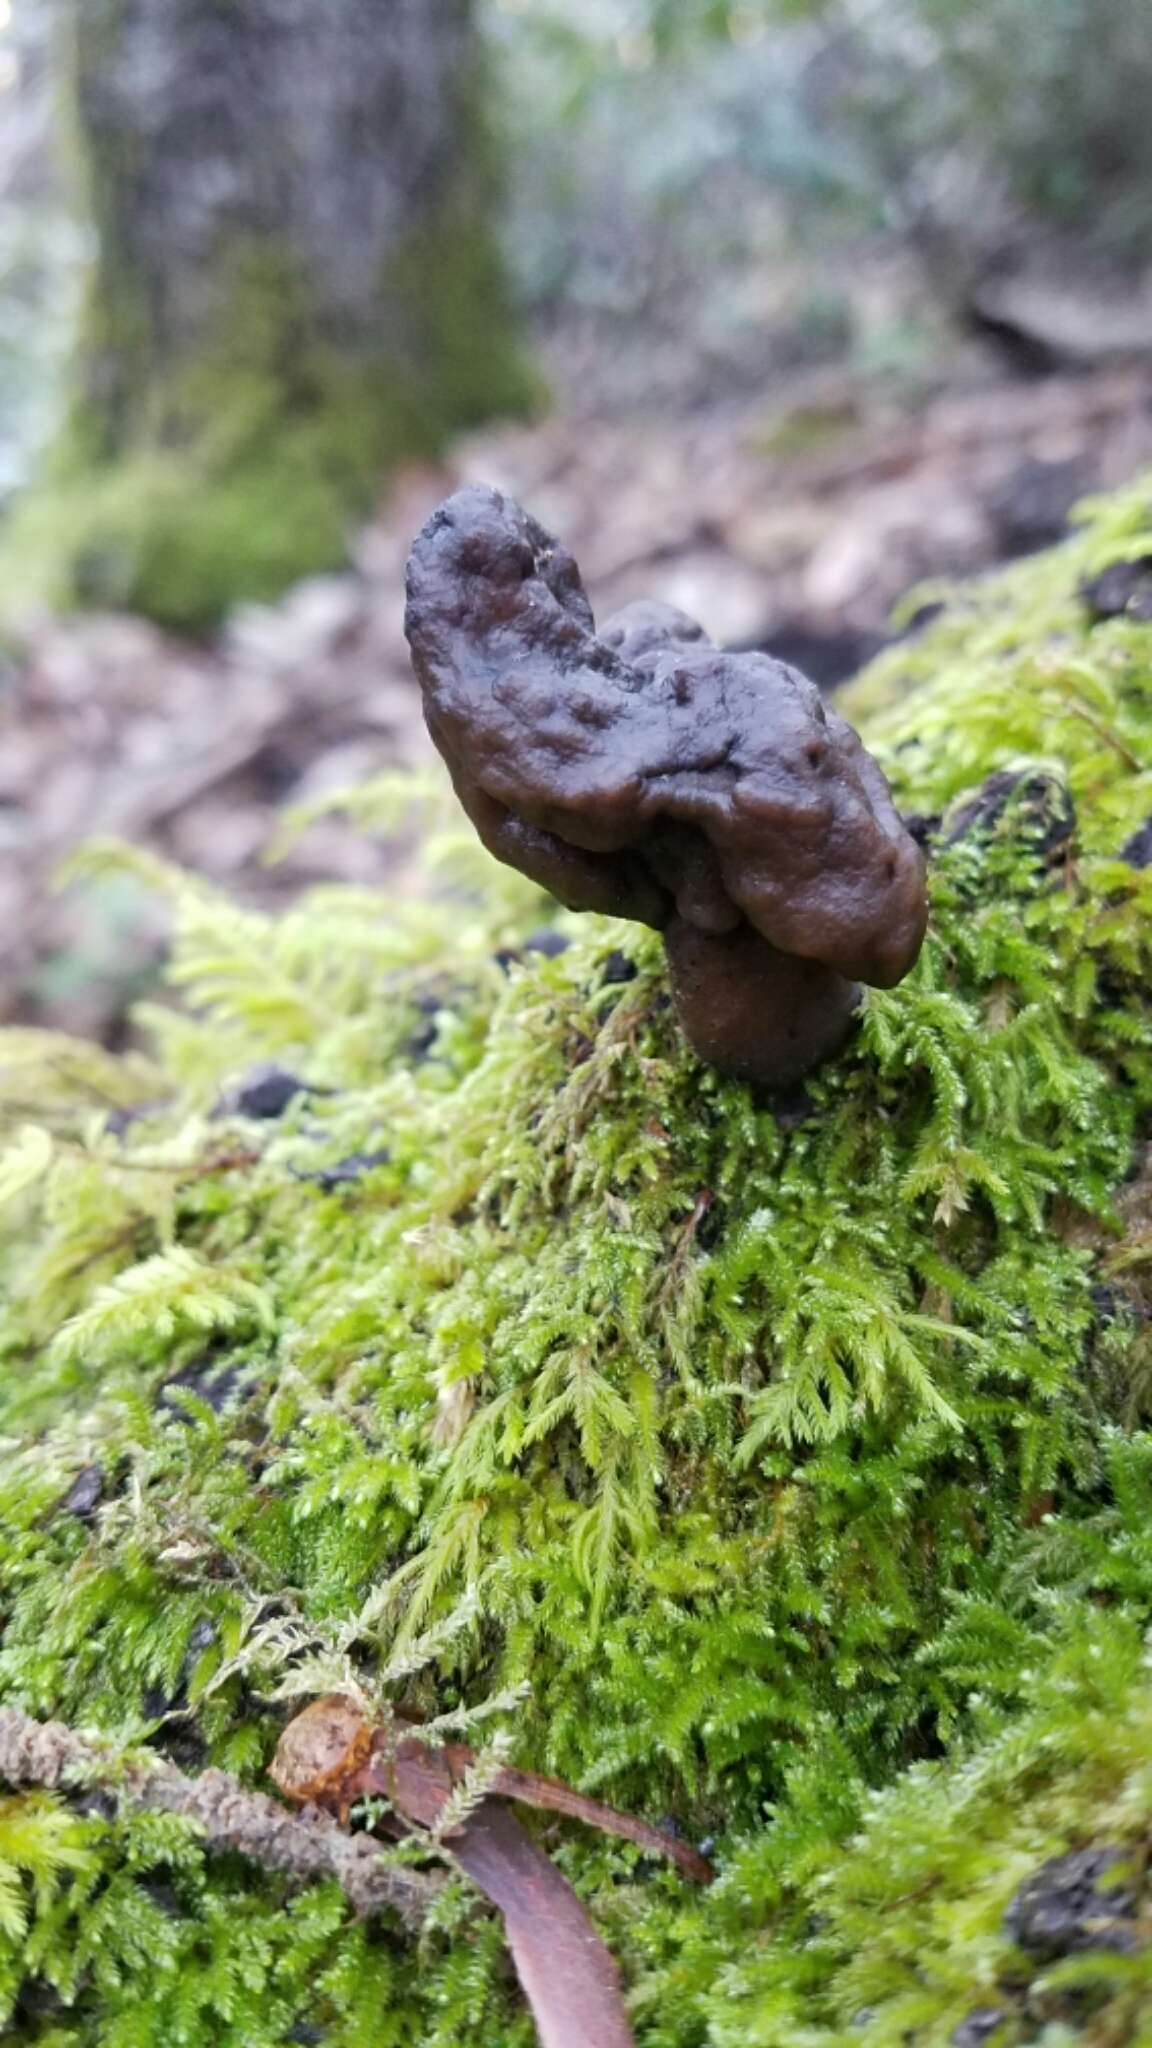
(159, 1352, 243, 1417)
(496, 928, 573, 971)
(1004, 1845, 1140, 1959)
(988, 456, 1089, 561)
(901, 811, 941, 851)
(1082, 559, 1152, 625)
(749, 621, 887, 693)
(291, 1148, 391, 1192)
(104, 1100, 170, 1136)
(600, 950, 639, 986)
(1121, 815, 1152, 869)
(766, 1081, 818, 1129)
(60, 1463, 105, 1521)
(215, 1064, 314, 1120)
(951, 2009, 1010, 2047)
(943, 770, 1077, 866)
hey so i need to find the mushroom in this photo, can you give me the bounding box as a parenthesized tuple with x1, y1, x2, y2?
(404, 485, 928, 1088)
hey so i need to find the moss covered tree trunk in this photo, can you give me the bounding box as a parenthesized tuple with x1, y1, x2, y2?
(19, 0, 530, 628)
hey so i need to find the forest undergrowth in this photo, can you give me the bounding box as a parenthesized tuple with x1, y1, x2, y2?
(4, 480, 1152, 2042)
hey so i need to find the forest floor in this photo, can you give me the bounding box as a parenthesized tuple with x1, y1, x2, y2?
(4, 342, 1152, 1038)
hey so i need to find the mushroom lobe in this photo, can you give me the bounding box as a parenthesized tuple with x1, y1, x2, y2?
(404, 485, 928, 1087)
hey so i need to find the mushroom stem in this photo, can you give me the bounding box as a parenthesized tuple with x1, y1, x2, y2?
(663, 917, 860, 1090)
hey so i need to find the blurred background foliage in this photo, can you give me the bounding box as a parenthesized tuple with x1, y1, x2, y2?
(0, 0, 82, 506)
(2, 0, 1150, 1025)
(492, 0, 1152, 404)
(2, 0, 1150, 503)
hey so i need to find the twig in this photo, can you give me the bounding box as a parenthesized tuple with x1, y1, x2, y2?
(48, 1148, 263, 1286)
(272, 1698, 640, 2048)
(55, 1218, 148, 1289)
(0, 1706, 439, 1928)
(1059, 694, 1143, 773)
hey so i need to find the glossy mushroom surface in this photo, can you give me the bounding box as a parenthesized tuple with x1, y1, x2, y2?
(404, 484, 927, 1086)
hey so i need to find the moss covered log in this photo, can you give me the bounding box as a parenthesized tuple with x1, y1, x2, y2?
(4, 480, 1152, 2041)
(0, 0, 533, 632)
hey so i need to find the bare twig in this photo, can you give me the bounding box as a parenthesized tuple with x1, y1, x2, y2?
(272, 1697, 641, 2048)
(0, 1705, 439, 1928)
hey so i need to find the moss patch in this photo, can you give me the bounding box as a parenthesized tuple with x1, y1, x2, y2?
(3, 481, 1152, 2039)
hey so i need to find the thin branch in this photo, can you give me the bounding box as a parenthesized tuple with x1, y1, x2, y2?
(0, 1706, 439, 1928)
(272, 1699, 640, 2048)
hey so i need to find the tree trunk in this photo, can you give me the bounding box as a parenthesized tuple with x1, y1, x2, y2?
(25, 0, 531, 628)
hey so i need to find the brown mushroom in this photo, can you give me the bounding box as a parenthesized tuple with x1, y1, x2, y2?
(404, 485, 928, 1088)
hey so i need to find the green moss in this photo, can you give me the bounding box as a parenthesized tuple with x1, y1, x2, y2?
(4, 482, 1152, 2039)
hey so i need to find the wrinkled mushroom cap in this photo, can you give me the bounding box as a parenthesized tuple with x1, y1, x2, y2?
(404, 486, 927, 993)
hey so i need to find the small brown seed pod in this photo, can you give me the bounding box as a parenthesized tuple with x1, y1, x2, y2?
(269, 1693, 374, 1812)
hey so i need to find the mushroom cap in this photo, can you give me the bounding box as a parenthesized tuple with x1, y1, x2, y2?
(404, 485, 927, 989)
